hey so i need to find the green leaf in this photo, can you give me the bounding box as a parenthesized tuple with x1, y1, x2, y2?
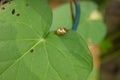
(0, 0, 52, 37)
(0, 0, 93, 80)
(0, 26, 93, 80)
(79, 20, 106, 44)
(88, 67, 99, 80)
(44, 31, 93, 80)
(51, 1, 106, 44)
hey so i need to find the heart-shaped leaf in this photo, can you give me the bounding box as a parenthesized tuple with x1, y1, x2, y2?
(51, 1, 106, 44)
(0, 0, 93, 80)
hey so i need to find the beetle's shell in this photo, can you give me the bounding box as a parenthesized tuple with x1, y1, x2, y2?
(56, 27, 68, 35)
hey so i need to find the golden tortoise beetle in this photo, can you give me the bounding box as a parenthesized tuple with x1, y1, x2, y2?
(56, 27, 68, 35)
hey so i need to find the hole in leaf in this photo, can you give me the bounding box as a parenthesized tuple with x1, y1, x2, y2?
(11, 8, 15, 15)
(16, 13, 20, 16)
(30, 49, 34, 53)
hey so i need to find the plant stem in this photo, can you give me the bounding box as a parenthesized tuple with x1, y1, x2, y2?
(72, 0, 80, 31)
(69, 0, 74, 23)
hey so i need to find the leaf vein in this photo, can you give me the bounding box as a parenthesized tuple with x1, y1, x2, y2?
(0, 39, 44, 77)
(43, 42, 63, 80)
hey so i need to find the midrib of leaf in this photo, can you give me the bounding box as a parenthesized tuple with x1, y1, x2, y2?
(0, 38, 45, 77)
(43, 42, 63, 80)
